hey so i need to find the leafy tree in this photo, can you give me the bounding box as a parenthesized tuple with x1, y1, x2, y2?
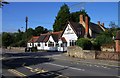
(76, 38, 92, 50)
(53, 4, 70, 31)
(35, 26, 48, 36)
(109, 21, 119, 28)
(94, 31, 114, 47)
(70, 9, 90, 22)
(2, 32, 13, 48)
(26, 28, 35, 38)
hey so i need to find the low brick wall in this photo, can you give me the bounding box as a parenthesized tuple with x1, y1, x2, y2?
(67, 46, 96, 59)
(4, 47, 25, 52)
(67, 46, 120, 61)
(96, 52, 120, 61)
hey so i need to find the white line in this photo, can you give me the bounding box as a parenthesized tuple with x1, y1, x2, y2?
(94, 65, 99, 67)
(45, 63, 85, 71)
(89, 64, 92, 66)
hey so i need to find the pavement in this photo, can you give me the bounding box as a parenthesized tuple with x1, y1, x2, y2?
(49, 53, 120, 67)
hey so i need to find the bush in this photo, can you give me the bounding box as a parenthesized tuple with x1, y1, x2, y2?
(95, 35, 113, 46)
(31, 47, 37, 52)
(76, 38, 92, 50)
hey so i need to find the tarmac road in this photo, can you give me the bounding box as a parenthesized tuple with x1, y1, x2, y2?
(1, 51, 120, 78)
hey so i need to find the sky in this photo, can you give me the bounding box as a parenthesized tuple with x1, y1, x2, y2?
(2, 2, 119, 32)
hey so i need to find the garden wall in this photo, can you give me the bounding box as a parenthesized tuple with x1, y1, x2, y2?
(67, 46, 120, 61)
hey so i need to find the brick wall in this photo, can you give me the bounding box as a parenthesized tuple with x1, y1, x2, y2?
(67, 46, 96, 59)
(67, 46, 120, 61)
(116, 40, 120, 52)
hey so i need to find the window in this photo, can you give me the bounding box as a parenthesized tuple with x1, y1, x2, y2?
(38, 43, 40, 47)
(45, 43, 47, 46)
(61, 44, 63, 47)
(48, 41, 54, 47)
(64, 43, 67, 47)
(30, 43, 32, 46)
(69, 40, 76, 46)
(56, 43, 59, 47)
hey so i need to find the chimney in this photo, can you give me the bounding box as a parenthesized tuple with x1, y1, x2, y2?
(98, 21, 100, 26)
(85, 16, 89, 37)
(101, 23, 104, 27)
(79, 14, 83, 24)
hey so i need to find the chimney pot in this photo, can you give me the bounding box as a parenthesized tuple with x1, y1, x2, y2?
(98, 21, 100, 26)
(101, 23, 104, 27)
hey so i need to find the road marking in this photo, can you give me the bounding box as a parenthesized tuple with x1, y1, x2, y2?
(94, 65, 100, 67)
(101, 66, 111, 69)
(23, 65, 47, 74)
(8, 69, 27, 77)
(45, 63, 85, 71)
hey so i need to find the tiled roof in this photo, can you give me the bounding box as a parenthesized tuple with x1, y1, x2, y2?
(37, 33, 50, 42)
(116, 30, 120, 40)
(51, 31, 62, 42)
(61, 21, 105, 38)
(69, 21, 85, 37)
(28, 36, 40, 43)
(37, 31, 62, 42)
(89, 22, 104, 34)
(60, 37, 67, 43)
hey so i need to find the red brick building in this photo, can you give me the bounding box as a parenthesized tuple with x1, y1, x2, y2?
(115, 30, 120, 52)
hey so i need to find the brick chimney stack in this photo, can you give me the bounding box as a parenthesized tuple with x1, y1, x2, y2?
(79, 14, 84, 24)
(85, 16, 89, 38)
(98, 21, 100, 26)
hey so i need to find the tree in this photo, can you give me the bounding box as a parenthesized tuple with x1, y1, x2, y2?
(2, 32, 13, 48)
(53, 4, 70, 31)
(35, 26, 48, 36)
(94, 31, 114, 47)
(70, 9, 90, 22)
(109, 21, 119, 28)
(26, 28, 35, 38)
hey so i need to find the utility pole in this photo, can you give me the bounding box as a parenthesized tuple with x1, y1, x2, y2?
(25, 16, 28, 52)
(25, 16, 28, 32)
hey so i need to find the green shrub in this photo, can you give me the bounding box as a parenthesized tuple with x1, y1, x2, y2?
(31, 47, 37, 52)
(76, 38, 92, 50)
(95, 35, 113, 46)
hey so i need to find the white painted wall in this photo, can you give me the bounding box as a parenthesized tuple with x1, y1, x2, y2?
(37, 36, 57, 51)
(62, 24, 78, 46)
(58, 40, 67, 52)
(34, 43, 38, 47)
(27, 43, 32, 48)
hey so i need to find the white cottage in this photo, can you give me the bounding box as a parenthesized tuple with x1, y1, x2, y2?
(27, 14, 106, 51)
(27, 36, 39, 48)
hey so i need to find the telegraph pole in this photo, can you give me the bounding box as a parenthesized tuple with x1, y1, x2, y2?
(25, 16, 28, 52)
(25, 16, 28, 32)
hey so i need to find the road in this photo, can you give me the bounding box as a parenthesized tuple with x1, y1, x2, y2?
(1, 51, 120, 78)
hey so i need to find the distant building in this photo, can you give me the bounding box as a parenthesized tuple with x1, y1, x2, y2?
(27, 14, 105, 51)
